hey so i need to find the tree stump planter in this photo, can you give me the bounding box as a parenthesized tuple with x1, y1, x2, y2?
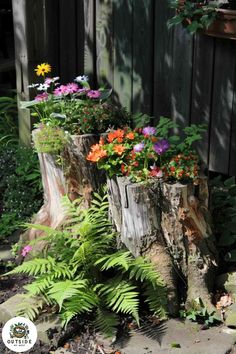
(107, 176, 218, 314)
(108, 176, 179, 316)
(22, 130, 104, 241)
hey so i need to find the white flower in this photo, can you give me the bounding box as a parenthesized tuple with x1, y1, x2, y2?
(28, 83, 39, 88)
(74, 75, 89, 83)
(37, 83, 50, 91)
(45, 76, 60, 85)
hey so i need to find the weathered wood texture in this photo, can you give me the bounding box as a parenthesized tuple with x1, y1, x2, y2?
(13, 0, 236, 175)
(63, 134, 105, 206)
(24, 130, 104, 240)
(108, 176, 218, 312)
(161, 180, 218, 309)
(108, 177, 179, 315)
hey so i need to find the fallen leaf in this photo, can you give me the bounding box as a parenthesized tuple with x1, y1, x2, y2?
(216, 293, 233, 309)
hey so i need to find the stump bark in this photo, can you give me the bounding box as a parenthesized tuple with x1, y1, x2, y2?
(22, 130, 104, 241)
(108, 177, 179, 316)
(107, 176, 218, 313)
(161, 180, 218, 309)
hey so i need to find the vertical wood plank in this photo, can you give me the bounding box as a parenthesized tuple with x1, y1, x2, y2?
(96, 0, 114, 88)
(44, 0, 60, 75)
(113, 0, 133, 110)
(153, 1, 173, 120)
(84, 0, 96, 82)
(58, 0, 77, 82)
(228, 44, 236, 176)
(209, 39, 236, 174)
(190, 34, 214, 166)
(171, 26, 194, 127)
(132, 0, 154, 114)
(76, 0, 85, 76)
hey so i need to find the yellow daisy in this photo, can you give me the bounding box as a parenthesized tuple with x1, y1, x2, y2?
(35, 63, 52, 77)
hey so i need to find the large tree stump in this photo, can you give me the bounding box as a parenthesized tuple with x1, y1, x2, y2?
(22, 130, 104, 241)
(161, 180, 218, 310)
(108, 177, 179, 316)
(107, 176, 218, 314)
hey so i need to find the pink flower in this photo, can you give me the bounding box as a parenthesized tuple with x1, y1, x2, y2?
(53, 85, 68, 96)
(149, 166, 163, 178)
(21, 245, 33, 257)
(142, 126, 156, 136)
(77, 87, 89, 94)
(44, 76, 59, 85)
(66, 83, 79, 93)
(87, 90, 101, 99)
(35, 92, 48, 102)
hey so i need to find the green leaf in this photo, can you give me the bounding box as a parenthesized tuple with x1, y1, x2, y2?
(48, 279, 88, 310)
(225, 250, 236, 262)
(219, 233, 236, 246)
(224, 177, 236, 188)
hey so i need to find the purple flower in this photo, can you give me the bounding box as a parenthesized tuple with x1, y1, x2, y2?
(153, 139, 170, 155)
(142, 126, 156, 136)
(133, 142, 145, 152)
(21, 245, 33, 257)
(77, 87, 89, 94)
(87, 90, 101, 99)
(66, 83, 79, 93)
(35, 92, 48, 102)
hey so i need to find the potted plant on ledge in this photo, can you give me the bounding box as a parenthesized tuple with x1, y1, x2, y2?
(168, 0, 236, 39)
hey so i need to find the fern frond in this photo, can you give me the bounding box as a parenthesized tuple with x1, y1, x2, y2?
(144, 284, 167, 319)
(48, 278, 89, 310)
(129, 257, 165, 288)
(95, 250, 133, 272)
(94, 308, 119, 338)
(60, 291, 98, 327)
(96, 278, 140, 325)
(5, 256, 56, 276)
(16, 297, 44, 321)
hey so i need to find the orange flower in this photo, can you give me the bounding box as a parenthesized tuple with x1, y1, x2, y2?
(107, 129, 125, 143)
(87, 144, 107, 162)
(115, 129, 124, 139)
(99, 136, 105, 145)
(126, 132, 135, 140)
(107, 132, 116, 143)
(113, 144, 126, 155)
(151, 137, 158, 143)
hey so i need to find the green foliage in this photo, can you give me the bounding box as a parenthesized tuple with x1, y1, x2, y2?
(211, 176, 236, 262)
(132, 112, 151, 128)
(63, 102, 130, 135)
(0, 94, 18, 145)
(179, 298, 220, 327)
(33, 125, 68, 154)
(0, 145, 43, 239)
(5, 192, 167, 336)
(168, 1, 220, 34)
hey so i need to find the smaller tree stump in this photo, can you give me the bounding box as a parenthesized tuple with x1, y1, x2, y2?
(22, 131, 104, 241)
(64, 134, 105, 206)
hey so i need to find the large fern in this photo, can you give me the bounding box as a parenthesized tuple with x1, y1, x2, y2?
(5, 192, 167, 337)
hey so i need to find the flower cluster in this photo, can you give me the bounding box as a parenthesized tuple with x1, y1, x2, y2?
(25, 63, 129, 135)
(163, 153, 199, 180)
(87, 127, 171, 182)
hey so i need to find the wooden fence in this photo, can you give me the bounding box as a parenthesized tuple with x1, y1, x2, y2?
(12, 0, 236, 176)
